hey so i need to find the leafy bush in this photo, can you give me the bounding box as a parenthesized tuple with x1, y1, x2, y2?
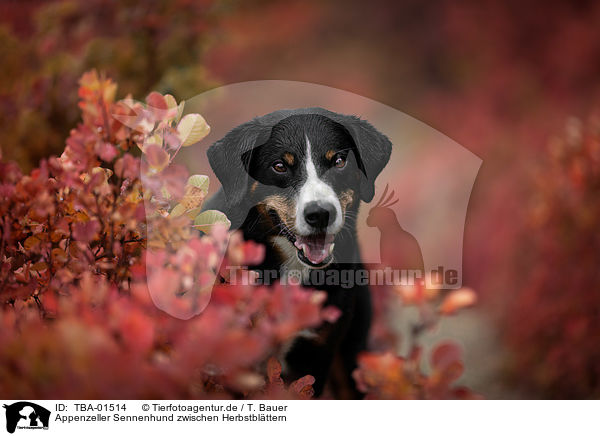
(502, 114, 600, 398)
(0, 0, 223, 171)
(0, 71, 477, 399)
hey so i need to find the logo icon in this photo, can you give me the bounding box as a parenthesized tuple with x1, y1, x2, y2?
(3, 402, 50, 434)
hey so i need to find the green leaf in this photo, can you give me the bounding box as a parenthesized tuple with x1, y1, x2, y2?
(170, 204, 203, 219)
(187, 174, 209, 195)
(169, 203, 186, 218)
(193, 210, 231, 233)
(184, 206, 204, 220)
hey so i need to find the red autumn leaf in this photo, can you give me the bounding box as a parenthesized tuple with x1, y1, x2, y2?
(431, 341, 462, 370)
(0, 68, 482, 400)
(114, 304, 155, 354)
(144, 144, 170, 172)
(242, 240, 266, 265)
(98, 142, 118, 162)
(158, 164, 188, 199)
(430, 341, 464, 385)
(114, 154, 139, 180)
(72, 219, 101, 243)
(289, 375, 315, 399)
(146, 91, 168, 112)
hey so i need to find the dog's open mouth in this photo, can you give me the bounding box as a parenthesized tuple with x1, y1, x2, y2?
(268, 210, 334, 268)
(294, 233, 335, 267)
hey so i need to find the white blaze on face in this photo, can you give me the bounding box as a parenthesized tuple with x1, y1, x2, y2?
(295, 136, 343, 236)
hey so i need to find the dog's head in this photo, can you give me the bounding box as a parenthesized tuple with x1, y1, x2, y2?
(207, 108, 392, 268)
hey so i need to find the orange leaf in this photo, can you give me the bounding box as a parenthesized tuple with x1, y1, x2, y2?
(267, 357, 283, 383)
(439, 287, 477, 315)
(431, 341, 463, 374)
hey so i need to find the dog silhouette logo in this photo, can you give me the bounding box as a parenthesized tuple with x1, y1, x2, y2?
(3, 402, 50, 434)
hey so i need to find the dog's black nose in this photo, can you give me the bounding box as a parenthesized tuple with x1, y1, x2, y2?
(304, 202, 336, 229)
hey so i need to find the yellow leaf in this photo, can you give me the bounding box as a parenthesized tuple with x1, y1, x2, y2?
(163, 94, 181, 122)
(176, 102, 185, 123)
(143, 133, 162, 147)
(164, 94, 178, 110)
(193, 210, 231, 233)
(177, 113, 210, 147)
(180, 187, 205, 210)
(103, 81, 117, 104)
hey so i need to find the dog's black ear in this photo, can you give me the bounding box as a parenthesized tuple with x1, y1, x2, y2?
(329, 114, 392, 202)
(206, 119, 272, 207)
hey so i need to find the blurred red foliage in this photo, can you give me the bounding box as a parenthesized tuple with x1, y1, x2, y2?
(0, 71, 477, 399)
(201, 0, 600, 399)
(353, 344, 481, 400)
(0, 0, 223, 171)
(501, 113, 600, 398)
(0, 71, 326, 399)
(2, 0, 599, 399)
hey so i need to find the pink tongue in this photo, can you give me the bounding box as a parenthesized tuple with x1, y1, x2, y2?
(294, 234, 334, 264)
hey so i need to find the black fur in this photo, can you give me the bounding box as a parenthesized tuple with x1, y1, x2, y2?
(204, 108, 392, 398)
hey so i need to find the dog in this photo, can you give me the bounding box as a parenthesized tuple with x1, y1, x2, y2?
(203, 108, 392, 398)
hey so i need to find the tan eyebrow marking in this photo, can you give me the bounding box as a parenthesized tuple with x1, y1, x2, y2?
(283, 152, 295, 166)
(325, 149, 336, 160)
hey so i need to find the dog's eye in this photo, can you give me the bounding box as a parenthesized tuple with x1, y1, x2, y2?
(334, 155, 347, 169)
(272, 160, 287, 173)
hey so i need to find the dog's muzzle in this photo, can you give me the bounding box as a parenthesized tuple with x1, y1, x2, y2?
(294, 200, 338, 267)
